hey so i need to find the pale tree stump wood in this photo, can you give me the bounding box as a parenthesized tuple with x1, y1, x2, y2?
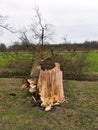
(37, 62, 66, 111)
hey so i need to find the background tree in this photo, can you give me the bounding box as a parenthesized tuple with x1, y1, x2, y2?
(0, 43, 6, 52)
(30, 6, 54, 59)
(0, 15, 14, 34)
(19, 28, 30, 45)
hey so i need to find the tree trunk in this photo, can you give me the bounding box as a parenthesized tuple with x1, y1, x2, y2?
(37, 62, 65, 111)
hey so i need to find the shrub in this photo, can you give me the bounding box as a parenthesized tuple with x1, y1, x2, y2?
(40, 50, 89, 80)
(63, 50, 89, 80)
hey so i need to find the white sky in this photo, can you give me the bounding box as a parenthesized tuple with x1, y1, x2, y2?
(0, 0, 98, 46)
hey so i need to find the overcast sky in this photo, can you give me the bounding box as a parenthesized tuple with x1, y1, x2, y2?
(0, 0, 98, 46)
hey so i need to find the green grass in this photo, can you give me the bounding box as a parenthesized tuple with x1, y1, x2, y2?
(0, 52, 33, 67)
(0, 78, 98, 130)
(0, 50, 98, 73)
(87, 50, 98, 72)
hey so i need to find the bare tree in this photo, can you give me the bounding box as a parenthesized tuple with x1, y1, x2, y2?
(30, 6, 54, 58)
(19, 28, 30, 45)
(63, 34, 68, 44)
(0, 15, 15, 34)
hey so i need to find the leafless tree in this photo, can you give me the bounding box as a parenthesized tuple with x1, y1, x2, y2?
(63, 34, 68, 44)
(0, 15, 15, 34)
(30, 6, 54, 58)
(19, 28, 30, 44)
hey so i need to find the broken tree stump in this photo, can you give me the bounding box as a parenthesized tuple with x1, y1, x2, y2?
(37, 62, 66, 111)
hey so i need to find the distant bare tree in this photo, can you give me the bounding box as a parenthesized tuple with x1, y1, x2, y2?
(19, 28, 30, 45)
(0, 43, 6, 51)
(63, 34, 68, 44)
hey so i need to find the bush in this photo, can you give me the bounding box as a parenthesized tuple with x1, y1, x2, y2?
(63, 50, 89, 80)
(40, 50, 89, 80)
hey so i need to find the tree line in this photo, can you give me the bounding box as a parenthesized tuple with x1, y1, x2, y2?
(0, 40, 98, 52)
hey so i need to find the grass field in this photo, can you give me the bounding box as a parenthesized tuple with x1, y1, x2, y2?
(0, 52, 34, 77)
(0, 52, 33, 67)
(0, 50, 98, 73)
(63, 50, 98, 72)
(87, 50, 98, 72)
(0, 78, 98, 130)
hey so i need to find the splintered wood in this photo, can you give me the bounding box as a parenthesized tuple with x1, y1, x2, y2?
(37, 63, 66, 111)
